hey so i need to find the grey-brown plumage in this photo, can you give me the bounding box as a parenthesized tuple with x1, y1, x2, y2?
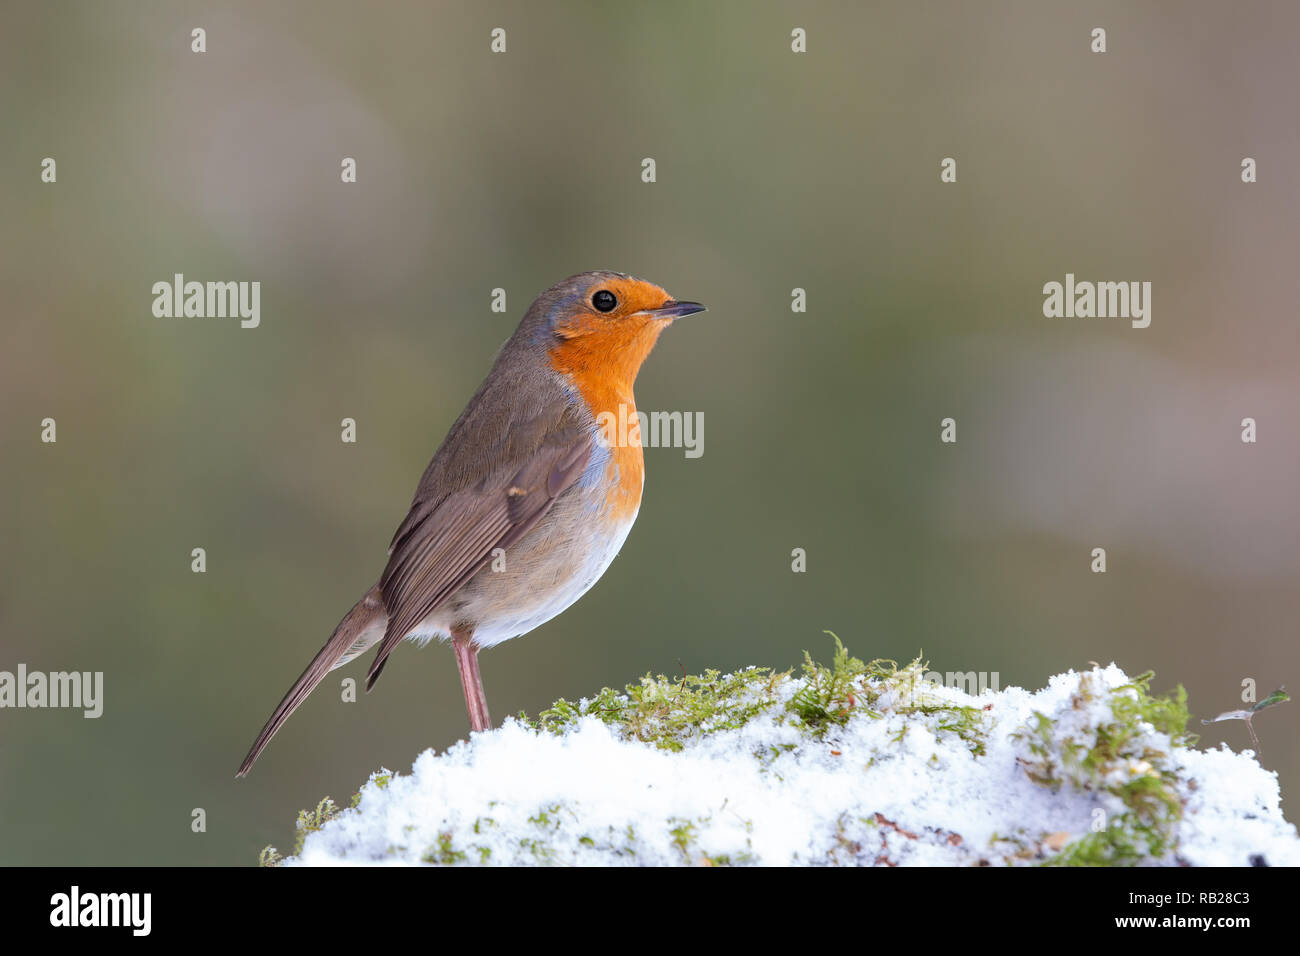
(235, 361, 594, 777)
(368, 429, 592, 690)
(236, 272, 702, 777)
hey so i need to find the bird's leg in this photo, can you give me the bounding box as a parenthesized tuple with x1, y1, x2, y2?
(451, 627, 492, 732)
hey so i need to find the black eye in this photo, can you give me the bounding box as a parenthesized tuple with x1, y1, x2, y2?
(592, 290, 617, 312)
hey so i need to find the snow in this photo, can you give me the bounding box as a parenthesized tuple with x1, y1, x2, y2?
(286, 664, 1299, 866)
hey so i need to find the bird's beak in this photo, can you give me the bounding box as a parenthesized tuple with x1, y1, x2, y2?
(650, 300, 707, 319)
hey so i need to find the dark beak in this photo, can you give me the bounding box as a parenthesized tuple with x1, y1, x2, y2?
(651, 300, 707, 318)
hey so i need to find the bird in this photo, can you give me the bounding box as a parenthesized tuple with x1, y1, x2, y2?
(236, 271, 705, 776)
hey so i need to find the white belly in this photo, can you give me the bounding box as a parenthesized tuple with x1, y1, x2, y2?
(467, 503, 638, 647)
(403, 483, 641, 650)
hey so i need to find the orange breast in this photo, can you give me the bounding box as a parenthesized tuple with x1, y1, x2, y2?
(548, 319, 664, 523)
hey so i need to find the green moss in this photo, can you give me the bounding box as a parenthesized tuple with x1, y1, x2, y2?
(1014, 713, 1061, 787)
(787, 634, 990, 757)
(569, 824, 640, 859)
(421, 832, 467, 865)
(267, 635, 996, 864)
(257, 845, 282, 868)
(1010, 670, 1193, 867)
(788, 632, 896, 727)
(263, 641, 1207, 867)
(292, 797, 344, 856)
(518, 836, 557, 863)
(1047, 811, 1166, 867)
(528, 803, 569, 830)
(988, 830, 1038, 862)
(534, 665, 786, 751)
(263, 773, 390, 863)
(529, 632, 990, 760)
(528, 633, 993, 766)
(664, 814, 752, 866)
(668, 818, 697, 862)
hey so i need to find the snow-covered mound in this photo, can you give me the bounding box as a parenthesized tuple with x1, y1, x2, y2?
(268, 640, 1298, 866)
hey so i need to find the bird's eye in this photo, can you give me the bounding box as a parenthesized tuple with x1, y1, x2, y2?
(592, 290, 617, 313)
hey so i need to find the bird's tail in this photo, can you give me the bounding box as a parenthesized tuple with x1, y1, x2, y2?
(236, 584, 387, 777)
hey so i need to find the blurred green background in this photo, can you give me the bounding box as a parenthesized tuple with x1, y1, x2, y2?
(3, 0, 1298, 865)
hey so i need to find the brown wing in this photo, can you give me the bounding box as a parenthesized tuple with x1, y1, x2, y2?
(363, 432, 592, 690)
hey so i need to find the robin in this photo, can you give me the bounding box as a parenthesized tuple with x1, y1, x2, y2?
(237, 272, 705, 776)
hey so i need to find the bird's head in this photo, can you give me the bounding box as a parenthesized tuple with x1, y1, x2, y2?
(526, 272, 705, 398)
